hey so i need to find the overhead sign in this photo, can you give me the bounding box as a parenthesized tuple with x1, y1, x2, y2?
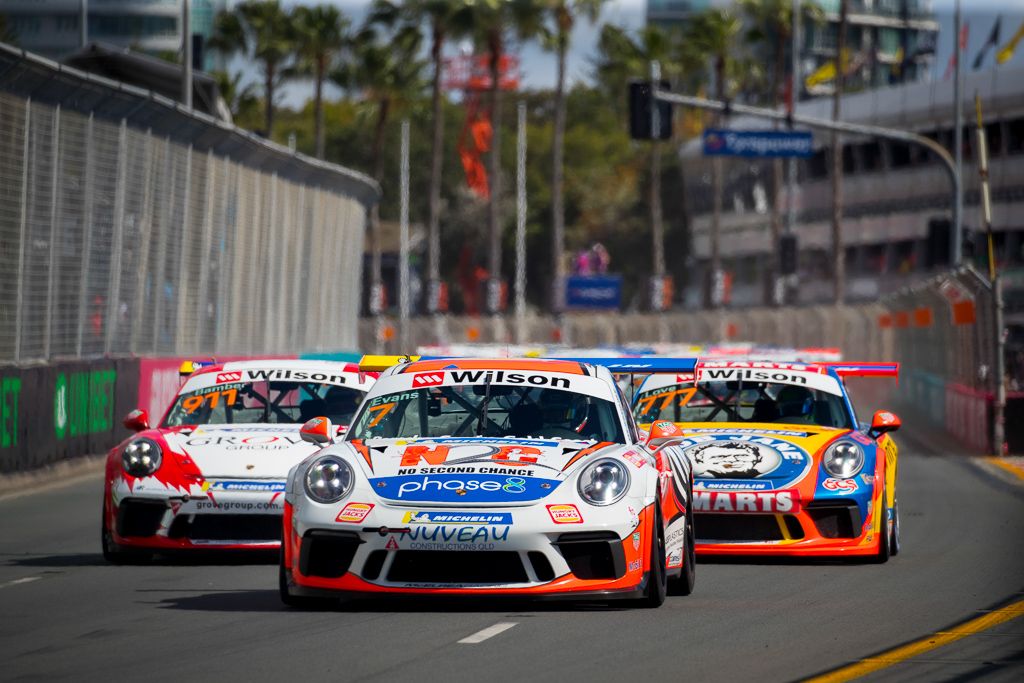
(565, 275, 622, 310)
(703, 129, 813, 158)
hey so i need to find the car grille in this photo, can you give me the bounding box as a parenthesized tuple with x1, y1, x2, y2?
(167, 514, 282, 542)
(300, 530, 362, 578)
(806, 501, 862, 539)
(386, 551, 528, 584)
(695, 514, 804, 542)
(116, 499, 166, 537)
(552, 531, 625, 580)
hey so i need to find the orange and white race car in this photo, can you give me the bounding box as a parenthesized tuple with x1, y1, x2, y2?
(631, 358, 901, 561)
(279, 356, 696, 606)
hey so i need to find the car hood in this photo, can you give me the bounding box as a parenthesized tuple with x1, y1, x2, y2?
(164, 425, 321, 479)
(348, 436, 625, 504)
(674, 424, 849, 490)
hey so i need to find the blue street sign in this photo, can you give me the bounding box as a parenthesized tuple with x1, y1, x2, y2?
(702, 129, 814, 158)
(565, 275, 622, 310)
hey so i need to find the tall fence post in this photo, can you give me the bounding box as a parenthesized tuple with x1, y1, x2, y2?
(130, 129, 155, 353)
(43, 104, 61, 360)
(104, 118, 128, 354)
(75, 112, 95, 357)
(14, 98, 31, 362)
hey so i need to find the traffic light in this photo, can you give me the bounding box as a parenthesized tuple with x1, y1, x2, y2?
(779, 234, 798, 275)
(629, 81, 672, 140)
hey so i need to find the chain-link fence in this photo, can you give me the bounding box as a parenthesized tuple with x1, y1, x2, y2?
(0, 45, 379, 362)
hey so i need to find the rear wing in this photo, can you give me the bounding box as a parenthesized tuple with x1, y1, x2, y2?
(358, 355, 422, 372)
(821, 362, 899, 379)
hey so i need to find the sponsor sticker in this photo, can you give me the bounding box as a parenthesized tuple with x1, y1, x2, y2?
(822, 477, 859, 493)
(216, 372, 242, 383)
(632, 532, 641, 551)
(412, 372, 445, 388)
(206, 480, 285, 492)
(369, 474, 559, 503)
(682, 434, 811, 484)
(546, 504, 583, 524)
(621, 450, 647, 469)
(336, 502, 374, 523)
(692, 489, 801, 514)
(385, 536, 400, 550)
(628, 559, 642, 572)
(402, 511, 512, 525)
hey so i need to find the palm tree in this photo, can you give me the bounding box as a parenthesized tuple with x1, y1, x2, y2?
(208, 0, 294, 137)
(212, 70, 260, 123)
(686, 8, 742, 309)
(369, 1, 471, 313)
(292, 4, 349, 159)
(332, 25, 425, 318)
(740, 0, 823, 304)
(458, 0, 544, 315)
(541, 0, 606, 313)
(595, 24, 685, 300)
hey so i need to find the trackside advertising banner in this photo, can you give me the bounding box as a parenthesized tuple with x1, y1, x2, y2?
(0, 358, 139, 474)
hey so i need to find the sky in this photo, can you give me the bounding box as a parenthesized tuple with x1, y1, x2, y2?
(269, 0, 1024, 107)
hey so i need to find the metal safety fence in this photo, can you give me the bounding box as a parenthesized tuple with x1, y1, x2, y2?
(0, 44, 379, 362)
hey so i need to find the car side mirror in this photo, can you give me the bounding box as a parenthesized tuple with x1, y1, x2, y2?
(123, 408, 150, 432)
(300, 417, 335, 446)
(869, 410, 901, 437)
(645, 420, 685, 452)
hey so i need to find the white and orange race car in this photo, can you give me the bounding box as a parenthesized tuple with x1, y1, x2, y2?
(279, 356, 696, 606)
(631, 358, 901, 561)
(101, 360, 376, 561)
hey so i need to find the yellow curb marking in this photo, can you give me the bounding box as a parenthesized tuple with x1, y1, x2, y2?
(803, 599, 1024, 683)
(984, 457, 1024, 483)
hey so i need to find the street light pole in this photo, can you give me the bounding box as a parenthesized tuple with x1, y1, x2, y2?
(80, 0, 88, 48)
(182, 0, 192, 109)
(952, 0, 964, 266)
(515, 102, 527, 345)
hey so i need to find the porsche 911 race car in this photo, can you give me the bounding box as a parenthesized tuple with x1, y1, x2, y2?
(101, 360, 376, 561)
(279, 356, 696, 606)
(630, 358, 900, 561)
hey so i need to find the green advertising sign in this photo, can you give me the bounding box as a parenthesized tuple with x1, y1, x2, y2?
(1, 376, 21, 448)
(54, 370, 117, 440)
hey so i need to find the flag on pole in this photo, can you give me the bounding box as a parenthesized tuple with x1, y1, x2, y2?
(944, 21, 970, 80)
(996, 19, 1024, 64)
(972, 17, 1001, 69)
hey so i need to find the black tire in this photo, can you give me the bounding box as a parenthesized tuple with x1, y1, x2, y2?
(101, 502, 151, 564)
(669, 502, 696, 596)
(279, 551, 326, 609)
(869, 486, 891, 564)
(640, 506, 667, 608)
(888, 496, 901, 557)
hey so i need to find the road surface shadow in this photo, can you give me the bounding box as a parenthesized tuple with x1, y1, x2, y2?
(697, 555, 869, 566)
(155, 589, 633, 614)
(3, 553, 107, 567)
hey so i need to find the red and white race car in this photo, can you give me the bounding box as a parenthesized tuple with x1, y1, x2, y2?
(101, 360, 376, 561)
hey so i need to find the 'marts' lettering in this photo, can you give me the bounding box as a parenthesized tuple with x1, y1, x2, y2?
(693, 490, 799, 513)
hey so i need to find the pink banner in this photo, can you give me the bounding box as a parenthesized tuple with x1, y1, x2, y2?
(945, 383, 991, 454)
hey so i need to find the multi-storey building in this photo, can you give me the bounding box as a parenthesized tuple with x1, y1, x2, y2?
(1, 0, 226, 70)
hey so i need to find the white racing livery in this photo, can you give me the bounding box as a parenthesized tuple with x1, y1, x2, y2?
(101, 359, 376, 560)
(280, 357, 696, 606)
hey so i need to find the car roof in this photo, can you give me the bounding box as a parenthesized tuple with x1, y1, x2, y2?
(396, 358, 590, 375)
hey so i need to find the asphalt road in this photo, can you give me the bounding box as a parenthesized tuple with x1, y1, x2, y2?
(2, 439, 1022, 682)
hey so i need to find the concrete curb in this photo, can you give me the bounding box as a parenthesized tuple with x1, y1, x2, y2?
(0, 455, 105, 500)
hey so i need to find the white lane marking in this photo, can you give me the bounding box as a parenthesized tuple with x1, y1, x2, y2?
(458, 622, 518, 644)
(0, 576, 42, 589)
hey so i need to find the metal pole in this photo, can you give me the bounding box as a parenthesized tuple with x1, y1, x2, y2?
(784, 0, 800, 305)
(650, 61, 666, 312)
(974, 94, 1005, 454)
(80, 0, 88, 48)
(104, 119, 128, 355)
(76, 113, 95, 357)
(652, 90, 961, 225)
(515, 101, 527, 344)
(952, 0, 963, 266)
(182, 0, 193, 109)
(398, 119, 410, 351)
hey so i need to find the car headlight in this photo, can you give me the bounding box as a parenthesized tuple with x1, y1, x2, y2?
(304, 456, 354, 504)
(577, 458, 631, 506)
(122, 438, 162, 477)
(822, 440, 864, 479)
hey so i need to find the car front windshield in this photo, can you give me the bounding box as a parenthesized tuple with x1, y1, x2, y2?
(348, 385, 626, 443)
(634, 380, 851, 429)
(163, 381, 366, 427)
